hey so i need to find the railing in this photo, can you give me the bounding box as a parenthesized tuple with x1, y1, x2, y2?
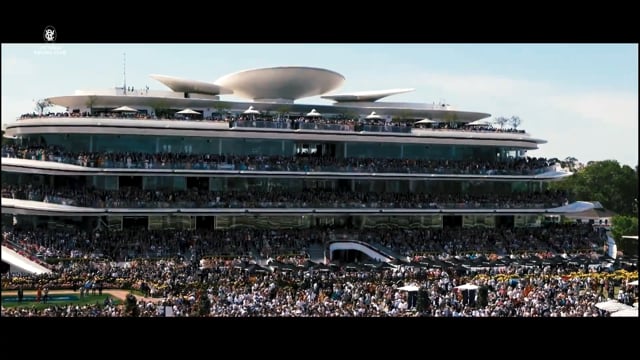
(2, 153, 556, 176)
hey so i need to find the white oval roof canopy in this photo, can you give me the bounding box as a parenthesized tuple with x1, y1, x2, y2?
(321, 88, 415, 102)
(214, 66, 345, 102)
(150, 74, 233, 95)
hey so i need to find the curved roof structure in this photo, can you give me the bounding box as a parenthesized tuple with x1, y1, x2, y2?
(321, 88, 415, 102)
(214, 66, 345, 102)
(150, 74, 232, 95)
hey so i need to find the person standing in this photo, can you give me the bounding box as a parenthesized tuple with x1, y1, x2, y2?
(43, 286, 49, 304)
(17, 285, 24, 303)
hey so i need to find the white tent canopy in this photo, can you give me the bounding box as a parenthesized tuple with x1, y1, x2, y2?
(415, 118, 436, 125)
(243, 106, 260, 115)
(306, 109, 321, 117)
(628, 280, 638, 286)
(112, 106, 138, 112)
(365, 111, 382, 120)
(176, 108, 201, 115)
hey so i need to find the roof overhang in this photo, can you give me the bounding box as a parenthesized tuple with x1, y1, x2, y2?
(322, 88, 415, 102)
(150, 74, 232, 95)
(214, 66, 345, 101)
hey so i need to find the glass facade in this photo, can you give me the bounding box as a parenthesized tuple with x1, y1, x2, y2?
(27, 134, 516, 163)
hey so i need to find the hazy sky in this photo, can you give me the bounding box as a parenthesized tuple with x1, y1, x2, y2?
(2, 44, 637, 167)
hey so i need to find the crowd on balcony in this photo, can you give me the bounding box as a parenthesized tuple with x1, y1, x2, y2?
(2, 144, 557, 175)
(2, 224, 602, 266)
(17, 111, 527, 134)
(1, 183, 569, 210)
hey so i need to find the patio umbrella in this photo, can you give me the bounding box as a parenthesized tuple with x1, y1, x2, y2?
(398, 284, 420, 292)
(609, 308, 638, 317)
(176, 108, 201, 115)
(243, 106, 260, 115)
(595, 299, 631, 313)
(415, 118, 436, 125)
(112, 106, 138, 112)
(306, 109, 321, 117)
(467, 119, 491, 126)
(365, 111, 382, 120)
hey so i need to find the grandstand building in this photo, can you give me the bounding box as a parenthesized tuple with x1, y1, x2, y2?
(2, 66, 598, 267)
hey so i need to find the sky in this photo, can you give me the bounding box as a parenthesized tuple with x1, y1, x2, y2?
(1, 43, 638, 167)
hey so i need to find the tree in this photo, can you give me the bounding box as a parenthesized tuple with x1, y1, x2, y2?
(35, 98, 52, 115)
(548, 160, 638, 216)
(611, 215, 638, 242)
(493, 116, 509, 129)
(560, 156, 581, 172)
(509, 115, 522, 129)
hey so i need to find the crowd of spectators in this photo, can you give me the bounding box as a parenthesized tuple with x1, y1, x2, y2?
(2, 144, 557, 175)
(18, 111, 527, 134)
(2, 251, 636, 317)
(2, 224, 601, 266)
(2, 184, 569, 210)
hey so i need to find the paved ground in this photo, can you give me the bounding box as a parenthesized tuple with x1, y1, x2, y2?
(2, 289, 158, 302)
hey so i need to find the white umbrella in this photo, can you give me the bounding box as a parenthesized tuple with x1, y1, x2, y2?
(415, 118, 436, 125)
(306, 109, 321, 117)
(398, 285, 420, 292)
(609, 308, 638, 317)
(112, 106, 138, 112)
(595, 299, 632, 313)
(243, 106, 260, 115)
(176, 108, 201, 115)
(629, 280, 638, 286)
(467, 119, 491, 126)
(365, 111, 382, 120)
(455, 283, 479, 291)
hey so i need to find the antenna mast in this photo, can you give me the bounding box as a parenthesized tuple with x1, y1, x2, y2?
(123, 52, 127, 95)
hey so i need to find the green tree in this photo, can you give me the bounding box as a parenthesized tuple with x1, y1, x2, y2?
(611, 215, 638, 242)
(549, 160, 638, 216)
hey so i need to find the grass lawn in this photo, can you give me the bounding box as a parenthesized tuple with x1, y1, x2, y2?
(1, 293, 122, 310)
